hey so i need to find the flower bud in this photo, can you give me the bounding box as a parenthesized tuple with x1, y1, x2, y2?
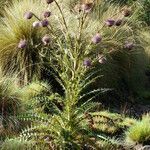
(81, 3, 92, 13)
(124, 42, 134, 50)
(83, 58, 92, 67)
(105, 19, 115, 27)
(91, 34, 102, 44)
(43, 11, 51, 18)
(18, 39, 27, 49)
(115, 19, 122, 26)
(123, 9, 131, 17)
(98, 54, 107, 64)
(42, 34, 51, 45)
(40, 19, 49, 27)
(46, 0, 54, 4)
(24, 11, 33, 19)
(32, 21, 40, 28)
(74, 4, 82, 13)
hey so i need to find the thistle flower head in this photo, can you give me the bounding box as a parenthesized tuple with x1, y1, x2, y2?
(74, 4, 82, 13)
(91, 33, 102, 44)
(46, 0, 54, 4)
(24, 11, 33, 19)
(115, 19, 122, 26)
(81, 3, 92, 13)
(83, 58, 92, 67)
(43, 11, 51, 18)
(105, 19, 115, 27)
(42, 34, 51, 45)
(32, 21, 40, 28)
(40, 19, 49, 27)
(18, 39, 27, 49)
(98, 54, 107, 64)
(124, 42, 134, 50)
(123, 9, 131, 17)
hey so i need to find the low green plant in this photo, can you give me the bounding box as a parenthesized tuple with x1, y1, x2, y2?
(89, 111, 137, 136)
(125, 114, 150, 145)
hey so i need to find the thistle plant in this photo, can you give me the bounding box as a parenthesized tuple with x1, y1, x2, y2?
(0, 0, 147, 149)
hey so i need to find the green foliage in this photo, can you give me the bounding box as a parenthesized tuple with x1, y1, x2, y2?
(0, 69, 49, 138)
(89, 111, 137, 136)
(141, 0, 150, 25)
(0, 138, 34, 150)
(125, 114, 150, 144)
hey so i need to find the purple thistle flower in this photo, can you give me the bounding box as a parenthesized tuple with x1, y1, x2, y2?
(32, 21, 40, 28)
(91, 33, 102, 44)
(18, 39, 27, 49)
(124, 42, 134, 50)
(105, 19, 115, 27)
(42, 34, 51, 45)
(43, 11, 51, 18)
(40, 19, 49, 27)
(115, 19, 122, 26)
(46, 0, 54, 4)
(81, 3, 92, 13)
(24, 11, 33, 19)
(83, 58, 92, 67)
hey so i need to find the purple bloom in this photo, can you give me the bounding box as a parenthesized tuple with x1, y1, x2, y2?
(83, 59, 92, 67)
(125, 42, 134, 50)
(115, 19, 122, 26)
(24, 11, 33, 19)
(43, 11, 51, 18)
(32, 21, 40, 28)
(81, 3, 92, 13)
(18, 39, 27, 49)
(91, 33, 102, 44)
(46, 0, 54, 4)
(105, 19, 115, 27)
(42, 34, 51, 45)
(40, 19, 49, 27)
